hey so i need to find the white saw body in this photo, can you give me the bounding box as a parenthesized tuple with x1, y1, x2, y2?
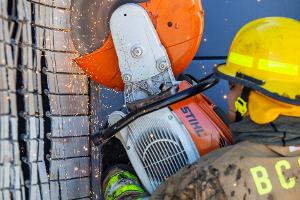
(110, 4, 176, 104)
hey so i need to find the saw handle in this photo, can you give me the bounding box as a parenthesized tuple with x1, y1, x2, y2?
(92, 75, 219, 146)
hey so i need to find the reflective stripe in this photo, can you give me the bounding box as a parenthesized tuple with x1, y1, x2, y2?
(112, 184, 144, 200)
(105, 171, 140, 198)
(258, 59, 299, 76)
(235, 97, 248, 116)
(250, 166, 273, 195)
(228, 52, 299, 76)
(228, 52, 253, 68)
(275, 160, 296, 189)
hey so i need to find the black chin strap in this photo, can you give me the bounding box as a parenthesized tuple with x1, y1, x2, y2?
(235, 87, 252, 122)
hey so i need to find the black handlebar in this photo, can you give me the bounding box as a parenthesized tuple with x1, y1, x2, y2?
(92, 75, 219, 146)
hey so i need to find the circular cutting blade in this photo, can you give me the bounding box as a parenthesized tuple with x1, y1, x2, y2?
(74, 0, 204, 90)
(71, 0, 148, 55)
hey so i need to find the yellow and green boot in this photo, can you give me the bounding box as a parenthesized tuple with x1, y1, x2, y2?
(102, 166, 149, 200)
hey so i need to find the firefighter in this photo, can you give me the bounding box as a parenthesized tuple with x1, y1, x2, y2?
(103, 17, 300, 199)
(152, 17, 300, 199)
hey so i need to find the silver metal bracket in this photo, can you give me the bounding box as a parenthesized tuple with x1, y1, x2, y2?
(110, 3, 176, 105)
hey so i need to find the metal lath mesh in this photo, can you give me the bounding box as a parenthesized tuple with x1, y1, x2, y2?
(127, 118, 189, 189)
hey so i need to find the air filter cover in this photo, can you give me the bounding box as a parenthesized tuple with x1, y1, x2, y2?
(114, 108, 199, 193)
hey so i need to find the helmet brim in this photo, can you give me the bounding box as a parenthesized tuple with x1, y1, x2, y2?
(215, 63, 300, 106)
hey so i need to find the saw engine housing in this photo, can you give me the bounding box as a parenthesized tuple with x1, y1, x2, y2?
(108, 81, 233, 193)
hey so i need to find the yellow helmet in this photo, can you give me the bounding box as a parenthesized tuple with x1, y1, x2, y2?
(215, 17, 300, 123)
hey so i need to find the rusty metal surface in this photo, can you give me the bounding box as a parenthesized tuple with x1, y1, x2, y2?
(90, 83, 124, 199)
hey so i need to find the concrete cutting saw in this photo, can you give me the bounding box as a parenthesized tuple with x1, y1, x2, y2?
(71, 0, 233, 194)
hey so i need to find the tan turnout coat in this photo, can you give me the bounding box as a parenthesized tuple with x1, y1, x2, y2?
(151, 116, 300, 200)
